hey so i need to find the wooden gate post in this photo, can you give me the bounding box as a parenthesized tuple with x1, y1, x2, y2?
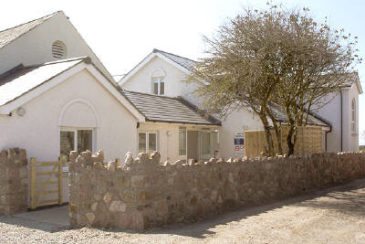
(58, 157, 64, 205)
(30, 157, 37, 210)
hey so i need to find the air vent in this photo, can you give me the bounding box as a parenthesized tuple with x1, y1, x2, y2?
(52, 41, 67, 59)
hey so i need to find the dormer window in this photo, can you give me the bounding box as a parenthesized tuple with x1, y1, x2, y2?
(152, 78, 165, 95)
(52, 40, 67, 59)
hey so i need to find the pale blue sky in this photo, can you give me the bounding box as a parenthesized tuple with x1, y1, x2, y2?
(0, 0, 364, 143)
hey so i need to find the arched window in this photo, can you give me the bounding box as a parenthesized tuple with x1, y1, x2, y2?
(351, 98, 356, 133)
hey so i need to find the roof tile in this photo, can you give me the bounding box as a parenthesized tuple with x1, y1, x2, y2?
(122, 90, 221, 126)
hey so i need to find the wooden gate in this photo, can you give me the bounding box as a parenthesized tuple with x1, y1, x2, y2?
(30, 157, 64, 209)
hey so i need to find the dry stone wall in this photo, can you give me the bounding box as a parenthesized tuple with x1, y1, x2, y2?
(69, 151, 365, 230)
(0, 148, 28, 215)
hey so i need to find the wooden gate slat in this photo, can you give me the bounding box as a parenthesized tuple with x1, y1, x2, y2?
(30, 157, 64, 209)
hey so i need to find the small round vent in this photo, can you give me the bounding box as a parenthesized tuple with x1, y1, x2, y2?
(52, 40, 67, 59)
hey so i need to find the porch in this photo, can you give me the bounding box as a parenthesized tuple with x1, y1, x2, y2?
(138, 122, 220, 162)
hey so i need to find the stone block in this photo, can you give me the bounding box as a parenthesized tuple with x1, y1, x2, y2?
(109, 201, 127, 212)
(131, 175, 145, 188)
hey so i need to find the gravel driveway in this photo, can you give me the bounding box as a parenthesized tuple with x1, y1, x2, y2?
(1, 179, 365, 244)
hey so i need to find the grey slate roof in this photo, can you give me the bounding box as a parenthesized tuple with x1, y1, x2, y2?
(153, 49, 197, 72)
(122, 90, 221, 126)
(0, 11, 59, 49)
(268, 103, 330, 127)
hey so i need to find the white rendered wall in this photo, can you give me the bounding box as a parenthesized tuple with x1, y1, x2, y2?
(315, 92, 342, 152)
(219, 108, 264, 159)
(315, 83, 360, 152)
(342, 84, 360, 151)
(0, 69, 138, 161)
(122, 56, 201, 104)
(0, 12, 111, 80)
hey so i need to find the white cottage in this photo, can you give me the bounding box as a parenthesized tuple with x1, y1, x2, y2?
(0, 12, 221, 163)
(119, 49, 362, 158)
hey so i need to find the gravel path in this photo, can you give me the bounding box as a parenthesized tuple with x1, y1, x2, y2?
(1, 179, 365, 244)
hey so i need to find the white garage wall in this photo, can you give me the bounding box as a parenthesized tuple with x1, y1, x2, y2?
(0, 69, 138, 161)
(219, 108, 264, 159)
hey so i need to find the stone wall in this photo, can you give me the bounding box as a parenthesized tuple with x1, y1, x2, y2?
(69, 151, 365, 230)
(0, 148, 28, 215)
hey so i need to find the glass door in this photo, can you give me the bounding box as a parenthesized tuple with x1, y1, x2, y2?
(200, 131, 212, 160)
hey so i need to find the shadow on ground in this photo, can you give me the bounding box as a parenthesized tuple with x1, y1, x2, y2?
(0, 205, 69, 233)
(142, 178, 365, 238)
(296, 180, 365, 218)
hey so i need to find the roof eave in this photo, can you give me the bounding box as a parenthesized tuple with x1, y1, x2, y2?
(144, 118, 221, 126)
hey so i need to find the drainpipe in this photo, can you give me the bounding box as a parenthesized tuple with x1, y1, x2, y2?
(325, 131, 328, 152)
(340, 90, 343, 151)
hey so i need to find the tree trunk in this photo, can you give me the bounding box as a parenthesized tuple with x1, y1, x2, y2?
(260, 115, 275, 156)
(267, 112, 283, 155)
(286, 124, 297, 156)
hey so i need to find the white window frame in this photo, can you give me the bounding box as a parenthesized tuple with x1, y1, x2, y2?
(152, 77, 165, 95)
(138, 131, 158, 153)
(60, 127, 95, 153)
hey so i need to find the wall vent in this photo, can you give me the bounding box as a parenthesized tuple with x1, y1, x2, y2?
(52, 41, 67, 59)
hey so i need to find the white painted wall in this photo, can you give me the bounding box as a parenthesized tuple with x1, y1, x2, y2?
(314, 92, 341, 152)
(219, 108, 264, 159)
(122, 56, 201, 103)
(0, 69, 138, 161)
(315, 83, 360, 152)
(0, 12, 111, 80)
(342, 84, 360, 151)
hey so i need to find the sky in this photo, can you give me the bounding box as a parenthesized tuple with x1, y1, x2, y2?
(0, 0, 364, 143)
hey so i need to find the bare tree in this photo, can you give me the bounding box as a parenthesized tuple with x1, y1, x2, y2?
(193, 3, 360, 156)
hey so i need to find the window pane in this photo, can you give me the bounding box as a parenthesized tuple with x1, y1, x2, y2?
(60, 131, 75, 157)
(153, 82, 159, 95)
(179, 128, 187, 155)
(201, 132, 211, 155)
(148, 133, 157, 152)
(160, 82, 165, 95)
(77, 130, 92, 152)
(139, 133, 146, 152)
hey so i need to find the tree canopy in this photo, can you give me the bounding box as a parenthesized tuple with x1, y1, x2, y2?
(193, 3, 361, 156)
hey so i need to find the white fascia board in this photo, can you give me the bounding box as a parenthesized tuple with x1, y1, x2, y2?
(0, 62, 86, 114)
(119, 52, 209, 86)
(118, 53, 156, 86)
(85, 65, 145, 122)
(155, 53, 209, 86)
